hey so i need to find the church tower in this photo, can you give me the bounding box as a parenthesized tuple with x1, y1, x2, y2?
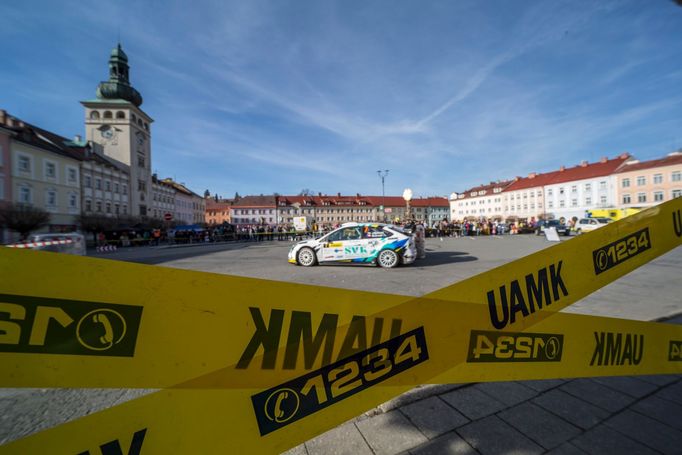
(81, 43, 153, 217)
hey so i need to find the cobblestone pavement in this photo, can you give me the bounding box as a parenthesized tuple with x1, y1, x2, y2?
(284, 335, 682, 455)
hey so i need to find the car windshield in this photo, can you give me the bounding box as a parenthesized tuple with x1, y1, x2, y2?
(596, 218, 612, 223)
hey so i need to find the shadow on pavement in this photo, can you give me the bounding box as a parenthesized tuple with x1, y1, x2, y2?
(416, 251, 477, 267)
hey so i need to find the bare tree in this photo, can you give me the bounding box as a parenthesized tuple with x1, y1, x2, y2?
(0, 203, 51, 241)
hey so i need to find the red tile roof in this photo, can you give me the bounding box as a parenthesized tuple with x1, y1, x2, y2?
(615, 152, 682, 173)
(505, 154, 631, 191)
(273, 195, 449, 207)
(455, 180, 515, 199)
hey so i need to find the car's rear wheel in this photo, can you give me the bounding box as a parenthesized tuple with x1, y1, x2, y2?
(377, 249, 399, 268)
(297, 247, 317, 267)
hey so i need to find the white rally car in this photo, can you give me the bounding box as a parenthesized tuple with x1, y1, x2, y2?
(288, 223, 417, 268)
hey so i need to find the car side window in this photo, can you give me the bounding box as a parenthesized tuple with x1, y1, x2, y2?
(326, 230, 344, 242)
(341, 227, 362, 240)
(362, 225, 387, 239)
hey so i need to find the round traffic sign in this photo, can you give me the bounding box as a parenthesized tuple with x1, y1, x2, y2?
(164, 213, 173, 221)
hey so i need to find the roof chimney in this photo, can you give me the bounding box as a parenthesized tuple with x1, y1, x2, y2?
(559, 166, 565, 172)
(580, 160, 588, 167)
(619, 152, 630, 159)
(74, 135, 81, 142)
(528, 172, 536, 179)
(337, 192, 341, 197)
(318, 192, 322, 197)
(600, 156, 608, 163)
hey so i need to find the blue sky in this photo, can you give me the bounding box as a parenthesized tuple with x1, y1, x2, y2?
(1, 1, 681, 198)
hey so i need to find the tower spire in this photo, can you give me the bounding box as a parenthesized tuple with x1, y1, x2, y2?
(95, 43, 143, 106)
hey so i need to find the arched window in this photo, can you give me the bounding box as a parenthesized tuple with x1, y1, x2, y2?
(137, 119, 143, 127)
(103, 111, 113, 119)
(90, 111, 100, 120)
(144, 123, 149, 131)
(116, 111, 125, 119)
(132, 114, 137, 123)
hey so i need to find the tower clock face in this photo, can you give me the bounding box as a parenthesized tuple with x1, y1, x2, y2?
(101, 127, 114, 139)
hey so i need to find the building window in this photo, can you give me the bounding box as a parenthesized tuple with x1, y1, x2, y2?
(673, 189, 682, 198)
(138, 180, 146, 191)
(636, 176, 646, 186)
(559, 187, 564, 195)
(85, 199, 92, 211)
(672, 171, 681, 182)
(116, 111, 125, 119)
(571, 185, 577, 193)
(622, 194, 631, 204)
(585, 197, 592, 205)
(103, 111, 113, 119)
(137, 154, 145, 168)
(19, 186, 32, 204)
(123, 205, 128, 215)
(105, 180, 111, 191)
(584, 183, 591, 192)
(571, 199, 578, 207)
(84, 175, 91, 188)
(559, 200, 565, 208)
(114, 182, 119, 193)
(622, 178, 630, 188)
(95, 178, 102, 190)
(96, 201, 102, 212)
(44, 161, 56, 179)
(599, 181, 607, 190)
(600, 195, 607, 205)
(18, 155, 31, 173)
(90, 111, 100, 119)
(67, 167, 77, 184)
(637, 193, 646, 203)
(654, 191, 664, 202)
(122, 185, 128, 195)
(547, 189, 553, 197)
(653, 174, 663, 184)
(46, 189, 57, 207)
(106, 202, 111, 214)
(69, 193, 78, 208)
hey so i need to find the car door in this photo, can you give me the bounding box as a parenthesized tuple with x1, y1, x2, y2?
(320, 227, 364, 261)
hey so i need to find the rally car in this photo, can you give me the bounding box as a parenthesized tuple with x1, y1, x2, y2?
(288, 223, 416, 268)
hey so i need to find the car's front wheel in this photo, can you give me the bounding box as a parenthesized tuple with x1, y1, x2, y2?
(297, 247, 317, 267)
(377, 249, 399, 268)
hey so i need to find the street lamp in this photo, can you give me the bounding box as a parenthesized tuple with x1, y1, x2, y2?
(403, 188, 413, 222)
(377, 170, 389, 221)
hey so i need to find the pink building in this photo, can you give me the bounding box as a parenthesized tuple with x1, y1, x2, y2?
(615, 151, 682, 208)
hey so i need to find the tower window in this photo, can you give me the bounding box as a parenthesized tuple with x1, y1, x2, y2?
(137, 119, 143, 127)
(132, 114, 137, 122)
(90, 111, 100, 120)
(144, 123, 149, 131)
(103, 111, 113, 119)
(116, 111, 125, 119)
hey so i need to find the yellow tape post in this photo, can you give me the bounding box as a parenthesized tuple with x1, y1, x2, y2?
(0, 198, 681, 454)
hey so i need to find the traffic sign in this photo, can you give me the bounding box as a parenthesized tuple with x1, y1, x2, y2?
(164, 213, 173, 221)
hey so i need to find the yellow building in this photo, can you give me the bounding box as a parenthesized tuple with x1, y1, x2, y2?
(5, 116, 82, 235)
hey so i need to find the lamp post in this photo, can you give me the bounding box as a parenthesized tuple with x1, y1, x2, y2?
(403, 188, 413, 222)
(377, 170, 389, 221)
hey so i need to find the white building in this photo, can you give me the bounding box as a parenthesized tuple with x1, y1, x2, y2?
(449, 181, 513, 221)
(542, 154, 630, 221)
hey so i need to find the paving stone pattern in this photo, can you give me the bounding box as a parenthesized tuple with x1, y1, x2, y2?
(287, 376, 682, 455)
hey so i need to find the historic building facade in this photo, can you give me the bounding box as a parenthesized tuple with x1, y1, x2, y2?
(79, 142, 131, 218)
(81, 44, 153, 217)
(615, 151, 682, 208)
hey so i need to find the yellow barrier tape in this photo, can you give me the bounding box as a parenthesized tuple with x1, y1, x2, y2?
(0, 199, 681, 454)
(0, 199, 680, 388)
(1, 312, 680, 455)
